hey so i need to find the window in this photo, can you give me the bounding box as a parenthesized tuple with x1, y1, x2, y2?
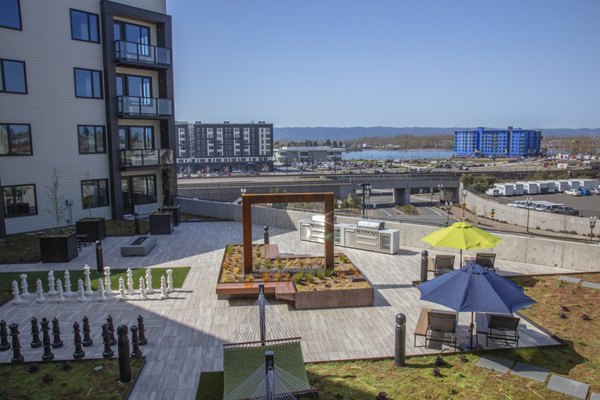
(74, 68, 102, 98)
(81, 179, 109, 209)
(118, 126, 154, 150)
(132, 175, 156, 204)
(78, 125, 105, 154)
(70, 9, 99, 43)
(116, 74, 151, 98)
(2, 184, 37, 217)
(0, 59, 27, 93)
(0, 0, 21, 30)
(0, 123, 31, 155)
(114, 21, 150, 44)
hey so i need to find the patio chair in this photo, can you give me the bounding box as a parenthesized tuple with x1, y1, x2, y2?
(476, 253, 496, 271)
(426, 310, 457, 349)
(432, 255, 455, 277)
(477, 313, 520, 347)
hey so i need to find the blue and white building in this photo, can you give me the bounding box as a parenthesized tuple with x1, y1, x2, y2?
(454, 127, 542, 157)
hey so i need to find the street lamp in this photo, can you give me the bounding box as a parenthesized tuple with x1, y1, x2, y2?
(360, 183, 371, 219)
(525, 197, 533, 233)
(437, 184, 444, 203)
(589, 216, 597, 244)
(462, 189, 468, 219)
(444, 201, 453, 226)
(240, 187, 246, 204)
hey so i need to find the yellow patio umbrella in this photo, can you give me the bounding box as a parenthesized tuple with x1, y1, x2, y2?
(421, 221, 502, 266)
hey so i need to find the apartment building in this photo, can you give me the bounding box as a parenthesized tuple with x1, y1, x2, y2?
(176, 122, 273, 173)
(454, 127, 542, 157)
(0, 0, 177, 235)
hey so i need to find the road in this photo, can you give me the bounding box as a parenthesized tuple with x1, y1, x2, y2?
(364, 190, 455, 226)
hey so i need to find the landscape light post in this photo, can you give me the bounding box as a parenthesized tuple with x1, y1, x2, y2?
(360, 183, 371, 219)
(444, 201, 453, 226)
(589, 216, 597, 244)
(437, 184, 444, 204)
(462, 189, 468, 219)
(525, 197, 533, 233)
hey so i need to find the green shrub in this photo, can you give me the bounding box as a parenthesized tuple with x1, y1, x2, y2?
(293, 273, 304, 285)
(316, 269, 326, 280)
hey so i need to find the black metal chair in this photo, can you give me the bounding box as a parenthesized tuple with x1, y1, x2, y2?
(433, 255, 455, 277)
(426, 311, 457, 349)
(482, 314, 520, 347)
(476, 253, 496, 271)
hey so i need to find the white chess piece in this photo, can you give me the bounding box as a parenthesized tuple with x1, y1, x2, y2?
(145, 269, 154, 294)
(166, 269, 174, 293)
(55, 279, 65, 303)
(35, 279, 46, 303)
(47, 270, 57, 296)
(104, 266, 113, 295)
(12, 280, 22, 305)
(64, 270, 73, 297)
(77, 279, 87, 303)
(126, 268, 135, 295)
(117, 277, 127, 301)
(83, 265, 93, 296)
(98, 278, 107, 302)
(160, 275, 169, 300)
(139, 277, 147, 300)
(19, 274, 30, 297)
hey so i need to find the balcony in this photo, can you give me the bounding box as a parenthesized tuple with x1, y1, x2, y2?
(117, 96, 173, 119)
(120, 149, 174, 170)
(114, 41, 171, 69)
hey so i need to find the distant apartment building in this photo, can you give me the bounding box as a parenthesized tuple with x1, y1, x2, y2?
(274, 146, 344, 165)
(0, 0, 177, 235)
(175, 122, 273, 172)
(454, 127, 542, 157)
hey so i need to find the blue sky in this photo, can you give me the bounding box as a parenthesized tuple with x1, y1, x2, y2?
(168, 1, 600, 128)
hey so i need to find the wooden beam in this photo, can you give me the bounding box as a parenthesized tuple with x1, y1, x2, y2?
(324, 192, 334, 270)
(242, 197, 253, 274)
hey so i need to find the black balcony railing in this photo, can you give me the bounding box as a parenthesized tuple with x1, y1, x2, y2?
(120, 149, 174, 169)
(117, 96, 173, 118)
(114, 40, 171, 67)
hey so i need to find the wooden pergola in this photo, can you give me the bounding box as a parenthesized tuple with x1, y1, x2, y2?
(242, 192, 334, 274)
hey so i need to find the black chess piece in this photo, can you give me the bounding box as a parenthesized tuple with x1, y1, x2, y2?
(72, 322, 85, 359)
(41, 318, 54, 361)
(31, 317, 42, 348)
(9, 323, 24, 362)
(130, 325, 142, 358)
(137, 315, 147, 346)
(107, 315, 116, 346)
(0, 320, 10, 351)
(82, 316, 93, 347)
(101, 324, 114, 358)
(51, 318, 63, 348)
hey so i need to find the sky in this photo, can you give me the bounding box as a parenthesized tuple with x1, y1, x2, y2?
(167, 0, 600, 128)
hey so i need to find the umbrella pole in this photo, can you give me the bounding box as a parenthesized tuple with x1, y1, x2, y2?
(460, 249, 463, 267)
(469, 312, 474, 349)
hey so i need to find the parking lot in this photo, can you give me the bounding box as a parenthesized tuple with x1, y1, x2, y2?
(494, 192, 600, 217)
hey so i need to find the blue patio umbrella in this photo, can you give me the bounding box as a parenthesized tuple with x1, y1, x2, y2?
(417, 262, 536, 349)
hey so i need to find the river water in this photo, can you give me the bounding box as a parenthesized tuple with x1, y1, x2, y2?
(342, 149, 454, 160)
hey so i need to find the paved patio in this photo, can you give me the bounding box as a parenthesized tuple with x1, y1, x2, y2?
(0, 222, 575, 399)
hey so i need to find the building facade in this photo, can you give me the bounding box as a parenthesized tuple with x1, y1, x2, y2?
(454, 127, 542, 157)
(273, 146, 344, 165)
(175, 122, 273, 173)
(0, 0, 176, 235)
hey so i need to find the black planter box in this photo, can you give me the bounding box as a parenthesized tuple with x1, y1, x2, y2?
(76, 218, 106, 242)
(159, 205, 180, 226)
(149, 213, 173, 235)
(40, 233, 78, 263)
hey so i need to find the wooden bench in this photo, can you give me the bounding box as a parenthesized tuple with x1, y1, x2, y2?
(76, 234, 90, 251)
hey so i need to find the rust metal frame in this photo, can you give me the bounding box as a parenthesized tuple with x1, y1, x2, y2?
(242, 192, 334, 274)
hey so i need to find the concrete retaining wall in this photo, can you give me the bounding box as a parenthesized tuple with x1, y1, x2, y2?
(176, 197, 600, 272)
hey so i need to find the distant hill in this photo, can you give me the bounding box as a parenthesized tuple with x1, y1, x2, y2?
(274, 127, 600, 142)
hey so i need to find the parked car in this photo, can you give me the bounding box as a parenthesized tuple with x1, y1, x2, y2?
(592, 188, 600, 195)
(580, 189, 592, 196)
(564, 189, 582, 196)
(550, 206, 580, 216)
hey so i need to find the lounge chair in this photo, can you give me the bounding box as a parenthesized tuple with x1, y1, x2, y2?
(430, 255, 455, 277)
(414, 308, 457, 349)
(476, 253, 496, 271)
(476, 313, 520, 347)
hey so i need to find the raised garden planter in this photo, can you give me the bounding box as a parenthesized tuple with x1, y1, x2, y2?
(149, 212, 173, 235)
(40, 232, 78, 263)
(159, 205, 180, 226)
(76, 217, 106, 242)
(120, 235, 157, 256)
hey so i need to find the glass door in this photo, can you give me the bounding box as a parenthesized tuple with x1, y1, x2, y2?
(121, 178, 133, 214)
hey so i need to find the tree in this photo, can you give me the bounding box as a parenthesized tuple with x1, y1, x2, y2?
(325, 139, 331, 146)
(45, 168, 67, 228)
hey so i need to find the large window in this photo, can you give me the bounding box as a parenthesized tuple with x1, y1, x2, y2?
(114, 21, 150, 45)
(116, 74, 152, 98)
(132, 175, 156, 204)
(0, 123, 31, 155)
(0, 59, 27, 93)
(74, 68, 102, 98)
(2, 184, 37, 217)
(78, 125, 105, 154)
(0, 0, 21, 30)
(118, 126, 154, 149)
(70, 9, 99, 43)
(81, 179, 109, 209)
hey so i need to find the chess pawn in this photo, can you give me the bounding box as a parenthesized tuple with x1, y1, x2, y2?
(137, 315, 147, 346)
(104, 266, 113, 295)
(145, 269, 154, 294)
(12, 281, 22, 305)
(126, 268, 135, 295)
(51, 318, 63, 348)
(9, 323, 24, 363)
(35, 279, 46, 303)
(0, 320, 10, 351)
(30, 317, 42, 348)
(130, 325, 142, 357)
(106, 316, 117, 346)
(47, 270, 57, 296)
(82, 316, 93, 347)
(19, 274, 30, 297)
(160, 275, 169, 300)
(77, 279, 87, 303)
(101, 324, 114, 358)
(98, 278, 107, 302)
(166, 269, 174, 293)
(55, 278, 66, 303)
(83, 265, 93, 296)
(64, 270, 73, 297)
(41, 318, 54, 361)
(117, 277, 127, 301)
(72, 322, 85, 359)
(138, 277, 147, 300)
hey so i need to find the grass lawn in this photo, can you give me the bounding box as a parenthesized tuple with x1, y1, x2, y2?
(105, 219, 149, 236)
(0, 358, 143, 400)
(0, 267, 190, 292)
(0, 231, 49, 264)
